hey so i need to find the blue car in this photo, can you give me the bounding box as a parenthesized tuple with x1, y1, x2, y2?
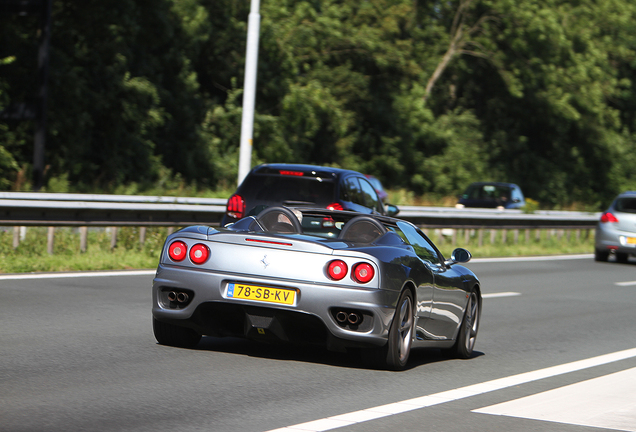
(457, 182, 526, 209)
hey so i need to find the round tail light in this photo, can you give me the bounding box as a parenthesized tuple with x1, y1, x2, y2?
(168, 241, 187, 261)
(327, 260, 348, 281)
(353, 262, 374, 283)
(189, 244, 210, 264)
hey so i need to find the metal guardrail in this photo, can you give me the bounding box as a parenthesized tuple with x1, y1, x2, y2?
(396, 206, 600, 229)
(0, 192, 601, 229)
(0, 193, 226, 226)
(0, 192, 227, 205)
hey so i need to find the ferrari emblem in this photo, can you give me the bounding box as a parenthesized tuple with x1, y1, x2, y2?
(261, 255, 270, 269)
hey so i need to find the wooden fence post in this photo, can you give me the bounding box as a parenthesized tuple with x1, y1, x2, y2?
(47, 227, 55, 254)
(139, 227, 146, 247)
(110, 227, 118, 250)
(80, 227, 88, 253)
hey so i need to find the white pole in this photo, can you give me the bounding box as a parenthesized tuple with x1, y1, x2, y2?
(237, 0, 261, 186)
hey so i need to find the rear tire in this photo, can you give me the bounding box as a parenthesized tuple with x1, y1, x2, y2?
(384, 289, 414, 371)
(153, 318, 201, 348)
(616, 252, 629, 263)
(594, 249, 609, 262)
(448, 290, 481, 359)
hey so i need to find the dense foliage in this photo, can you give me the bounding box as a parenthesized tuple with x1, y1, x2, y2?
(2, 0, 636, 208)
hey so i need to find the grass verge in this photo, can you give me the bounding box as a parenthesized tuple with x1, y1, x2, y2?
(0, 226, 594, 274)
(433, 227, 594, 259)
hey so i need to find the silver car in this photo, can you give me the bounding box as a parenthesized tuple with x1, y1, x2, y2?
(595, 191, 636, 263)
(152, 207, 481, 370)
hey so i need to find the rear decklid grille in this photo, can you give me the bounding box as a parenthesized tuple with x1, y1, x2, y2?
(198, 234, 335, 283)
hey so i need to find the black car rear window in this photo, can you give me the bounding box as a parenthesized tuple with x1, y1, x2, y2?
(240, 174, 336, 206)
(615, 198, 636, 213)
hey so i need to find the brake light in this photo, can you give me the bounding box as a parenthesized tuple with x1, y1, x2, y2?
(246, 238, 293, 246)
(227, 194, 245, 219)
(168, 241, 187, 262)
(600, 212, 619, 223)
(279, 170, 304, 176)
(353, 262, 374, 283)
(327, 260, 348, 281)
(327, 202, 344, 211)
(189, 243, 210, 264)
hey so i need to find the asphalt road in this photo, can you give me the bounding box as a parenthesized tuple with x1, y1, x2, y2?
(2, 255, 636, 432)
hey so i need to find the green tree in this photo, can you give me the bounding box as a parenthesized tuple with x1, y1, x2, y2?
(0, 57, 20, 189)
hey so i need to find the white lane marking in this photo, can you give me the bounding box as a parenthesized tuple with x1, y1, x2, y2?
(0, 270, 155, 280)
(266, 348, 636, 432)
(616, 281, 636, 286)
(473, 367, 636, 432)
(482, 292, 521, 298)
(470, 254, 592, 263)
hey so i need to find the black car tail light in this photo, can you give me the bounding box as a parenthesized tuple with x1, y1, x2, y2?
(600, 212, 619, 223)
(189, 243, 210, 264)
(227, 194, 245, 219)
(353, 262, 374, 283)
(327, 202, 344, 211)
(327, 260, 348, 281)
(168, 241, 187, 261)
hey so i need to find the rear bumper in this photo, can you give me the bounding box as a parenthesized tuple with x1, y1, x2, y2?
(595, 224, 636, 255)
(152, 264, 399, 349)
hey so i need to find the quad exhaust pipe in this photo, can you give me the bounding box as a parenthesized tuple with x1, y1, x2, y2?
(335, 310, 362, 325)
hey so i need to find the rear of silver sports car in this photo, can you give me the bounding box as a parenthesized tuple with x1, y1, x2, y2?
(152, 226, 401, 351)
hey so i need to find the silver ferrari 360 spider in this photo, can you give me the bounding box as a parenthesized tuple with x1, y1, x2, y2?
(152, 206, 482, 370)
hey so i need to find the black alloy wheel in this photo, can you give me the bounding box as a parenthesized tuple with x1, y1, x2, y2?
(449, 290, 481, 359)
(385, 289, 414, 371)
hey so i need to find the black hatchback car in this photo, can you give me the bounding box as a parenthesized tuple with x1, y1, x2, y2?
(222, 164, 398, 226)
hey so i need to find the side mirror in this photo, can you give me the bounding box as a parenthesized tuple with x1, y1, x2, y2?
(384, 204, 399, 217)
(445, 248, 472, 266)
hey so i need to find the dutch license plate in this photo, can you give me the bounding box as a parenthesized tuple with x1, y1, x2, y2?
(627, 237, 636, 245)
(227, 283, 296, 305)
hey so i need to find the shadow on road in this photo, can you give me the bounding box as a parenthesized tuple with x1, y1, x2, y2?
(191, 336, 485, 371)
